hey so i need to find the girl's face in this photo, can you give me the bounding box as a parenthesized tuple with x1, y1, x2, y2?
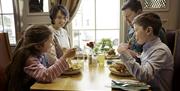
(54, 10, 68, 28)
(40, 35, 54, 53)
(133, 24, 149, 45)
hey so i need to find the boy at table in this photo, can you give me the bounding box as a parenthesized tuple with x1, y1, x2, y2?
(117, 12, 173, 91)
(120, 0, 167, 64)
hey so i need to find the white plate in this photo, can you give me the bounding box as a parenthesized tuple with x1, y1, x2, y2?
(106, 55, 119, 59)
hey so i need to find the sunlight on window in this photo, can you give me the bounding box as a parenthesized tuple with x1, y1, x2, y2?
(0, 0, 16, 44)
(72, 0, 95, 29)
(43, 0, 49, 12)
(72, 0, 120, 51)
(96, 0, 120, 29)
(1, 0, 14, 13)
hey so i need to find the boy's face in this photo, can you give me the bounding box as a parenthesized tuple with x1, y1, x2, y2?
(133, 24, 149, 45)
(123, 8, 140, 27)
(54, 10, 68, 28)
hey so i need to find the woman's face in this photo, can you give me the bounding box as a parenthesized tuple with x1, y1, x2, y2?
(54, 10, 68, 28)
(133, 24, 149, 45)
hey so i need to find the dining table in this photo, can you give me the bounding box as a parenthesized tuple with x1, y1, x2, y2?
(30, 59, 149, 91)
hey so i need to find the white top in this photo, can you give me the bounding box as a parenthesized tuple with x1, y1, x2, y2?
(49, 25, 70, 49)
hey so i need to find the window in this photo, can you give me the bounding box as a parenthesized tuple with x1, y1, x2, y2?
(28, 0, 49, 13)
(0, 0, 16, 44)
(72, 0, 120, 51)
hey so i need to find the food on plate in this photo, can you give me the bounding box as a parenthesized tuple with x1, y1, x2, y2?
(109, 62, 131, 76)
(110, 63, 128, 73)
(106, 49, 119, 59)
(107, 49, 116, 56)
(63, 63, 82, 75)
(68, 63, 82, 71)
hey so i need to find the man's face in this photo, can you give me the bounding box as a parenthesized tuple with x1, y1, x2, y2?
(123, 8, 139, 27)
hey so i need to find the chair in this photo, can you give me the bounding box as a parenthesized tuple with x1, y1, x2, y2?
(0, 33, 11, 91)
(166, 29, 176, 54)
(172, 30, 180, 91)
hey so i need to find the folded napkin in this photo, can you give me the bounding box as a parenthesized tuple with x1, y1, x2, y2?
(111, 80, 150, 91)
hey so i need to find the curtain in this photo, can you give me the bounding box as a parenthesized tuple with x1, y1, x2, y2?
(50, 0, 59, 8)
(58, 0, 81, 47)
(59, 0, 81, 23)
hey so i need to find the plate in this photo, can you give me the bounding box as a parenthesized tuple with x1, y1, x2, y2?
(63, 63, 82, 75)
(62, 69, 81, 75)
(109, 62, 131, 76)
(106, 55, 119, 60)
(109, 67, 131, 77)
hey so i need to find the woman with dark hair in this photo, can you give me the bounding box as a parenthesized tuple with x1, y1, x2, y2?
(6, 25, 76, 91)
(117, 13, 173, 91)
(47, 5, 71, 65)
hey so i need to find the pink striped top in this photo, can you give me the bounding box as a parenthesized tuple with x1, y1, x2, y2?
(24, 55, 69, 83)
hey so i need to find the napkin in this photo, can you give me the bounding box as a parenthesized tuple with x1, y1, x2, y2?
(111, 80, 150, 91)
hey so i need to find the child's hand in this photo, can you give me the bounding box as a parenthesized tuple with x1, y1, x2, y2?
(117, 43, 129, 53)
(119, 43, 130, 49)
(117, 44, 131, 56)
(63, 48, 76, 59)
(128, 50, 139, 58)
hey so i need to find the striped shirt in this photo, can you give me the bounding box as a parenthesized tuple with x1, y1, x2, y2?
(24, 55, 69, 83)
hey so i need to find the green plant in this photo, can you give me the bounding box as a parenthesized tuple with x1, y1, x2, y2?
(93, 38, 113, 54)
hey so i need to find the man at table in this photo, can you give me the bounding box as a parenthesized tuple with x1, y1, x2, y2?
(121, 0, 167, 62)
(117, 12, 173, 91)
